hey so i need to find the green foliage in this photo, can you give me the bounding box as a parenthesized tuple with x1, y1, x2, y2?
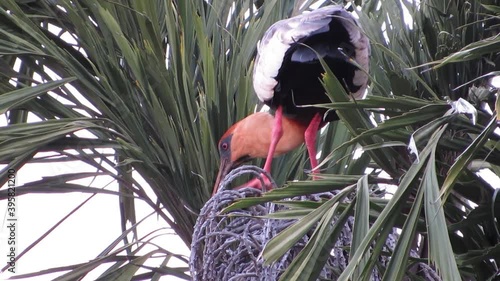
(258, 0, 500, 279)
(0, 0, 499, 280)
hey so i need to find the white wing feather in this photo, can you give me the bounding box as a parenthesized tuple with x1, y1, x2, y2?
(253, 5, 370, 102)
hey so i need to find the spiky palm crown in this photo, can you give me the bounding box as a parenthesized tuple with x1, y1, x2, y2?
(0, 0, 499, 279)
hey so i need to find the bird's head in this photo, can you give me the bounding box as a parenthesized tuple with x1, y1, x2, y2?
(211, 112, 307, 196)
(212, 121, 253, 196)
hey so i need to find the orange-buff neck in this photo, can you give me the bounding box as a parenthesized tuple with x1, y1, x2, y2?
(227, 112, 307, 160)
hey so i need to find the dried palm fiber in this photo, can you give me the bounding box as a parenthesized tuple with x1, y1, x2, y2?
(190, 165, 440, 280)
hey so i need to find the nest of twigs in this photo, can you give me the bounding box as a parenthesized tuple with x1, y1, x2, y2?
(189, 166, 441, 281)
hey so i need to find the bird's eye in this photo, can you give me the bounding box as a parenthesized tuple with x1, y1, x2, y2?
(221, 142, 229, 151)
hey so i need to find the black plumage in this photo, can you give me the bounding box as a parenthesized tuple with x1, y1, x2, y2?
(253, 6, 370, 124)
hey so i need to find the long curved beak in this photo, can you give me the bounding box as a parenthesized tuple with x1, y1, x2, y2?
(212, 157, 232, 196)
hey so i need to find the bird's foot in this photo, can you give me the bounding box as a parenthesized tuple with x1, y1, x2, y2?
(235, 174, 273, 192)
(306, 167, 320, 180)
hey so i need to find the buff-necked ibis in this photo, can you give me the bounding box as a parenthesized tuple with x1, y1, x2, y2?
(213, 6, 370, 196)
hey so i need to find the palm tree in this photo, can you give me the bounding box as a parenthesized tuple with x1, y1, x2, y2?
(0, 0, 499, 280)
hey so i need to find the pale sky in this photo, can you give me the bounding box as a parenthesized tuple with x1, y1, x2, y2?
(0, 159, 190, 280)
(0, 113, 189, 280)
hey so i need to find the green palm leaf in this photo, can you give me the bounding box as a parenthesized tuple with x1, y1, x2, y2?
(1, 0, 499, 280)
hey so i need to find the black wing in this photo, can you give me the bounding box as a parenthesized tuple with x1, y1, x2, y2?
(253, 5, 369, 122)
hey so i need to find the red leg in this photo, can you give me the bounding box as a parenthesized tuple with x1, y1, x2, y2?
(305, 113, 322, 178)
(263, 106, 283, 173)
(237, 106, 283, 191)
